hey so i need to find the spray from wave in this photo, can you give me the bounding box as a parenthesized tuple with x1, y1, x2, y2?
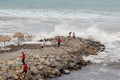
(82, 27, 120, 64)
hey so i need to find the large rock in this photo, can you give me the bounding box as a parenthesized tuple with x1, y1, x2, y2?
(62, 69, 70, 74)
(51, 68, 61, 76)
(26, 70, 33, 79)
(1, 67, 7, 73)
(37, 65, 44, 71)
(13, 73, 18, 79)
(6, 60, 14, 65)
(39, 58, 46, 62)
(30, 66, 39, 76)
(68, 62, 76, 69)
(79, 60, 87, 66)
(32, 74, 43, 80)
(1, 76, 6, 80)
(14, 66, 20, 72)
(40, 67, 51, 78)
(33, 55, 40, 59)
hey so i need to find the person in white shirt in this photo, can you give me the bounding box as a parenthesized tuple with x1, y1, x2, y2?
(41, 39, 45, 48)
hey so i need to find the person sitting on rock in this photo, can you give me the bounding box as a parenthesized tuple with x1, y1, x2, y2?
(57, 38, 62, 47)
(22, 63, 28, 78)
(22, 52, 26, 65)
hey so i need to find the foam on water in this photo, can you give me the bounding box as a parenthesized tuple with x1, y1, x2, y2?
(1, 9, 120, 21)
(0, 9, 120, 32)
(83, 30, 120, 63)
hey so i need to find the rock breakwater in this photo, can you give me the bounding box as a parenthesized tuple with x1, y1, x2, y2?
(0, 36, 105, 80)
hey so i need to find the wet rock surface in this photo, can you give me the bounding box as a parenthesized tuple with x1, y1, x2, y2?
(0, 36, 105, 80)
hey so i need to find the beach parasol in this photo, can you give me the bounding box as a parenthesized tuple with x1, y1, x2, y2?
(0, 35, 11, 47)
(13, 32, 24, 46)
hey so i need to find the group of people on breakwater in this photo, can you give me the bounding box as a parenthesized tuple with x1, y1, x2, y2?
(57, 32, 76, 47)
(40, 32, 76, 48)
(20, 32, 76, 79)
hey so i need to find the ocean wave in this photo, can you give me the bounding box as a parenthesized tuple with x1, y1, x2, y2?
(0, 9, 120, 34)
(0, 9, 120, 21)
(83, 30, 120, 64)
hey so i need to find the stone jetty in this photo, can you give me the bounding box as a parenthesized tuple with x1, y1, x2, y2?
(0, 36, 105, 80)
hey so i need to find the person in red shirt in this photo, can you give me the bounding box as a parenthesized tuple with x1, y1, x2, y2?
(22, 64, 28, 78)
(57, 38, 62, 47)
(22, 52, 25, 65)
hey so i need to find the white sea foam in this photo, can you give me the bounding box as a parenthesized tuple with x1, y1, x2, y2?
(0, 9, 120, 21)
(83, 29, 120, 63)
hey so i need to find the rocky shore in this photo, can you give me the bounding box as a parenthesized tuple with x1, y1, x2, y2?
(0, 36, 105, 80)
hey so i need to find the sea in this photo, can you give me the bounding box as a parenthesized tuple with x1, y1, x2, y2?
(0, 0, 120, 80)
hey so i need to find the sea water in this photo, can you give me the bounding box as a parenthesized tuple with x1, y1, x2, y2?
(0, 0, 120, 35)
(0, 0, 120, 80)
(48, 63, 120, 80)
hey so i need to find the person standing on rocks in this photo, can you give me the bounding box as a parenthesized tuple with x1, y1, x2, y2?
(68, 32, 72, 37)
(73, 32, 76, 38)
(22, 52, 26, 65)
(57, 38, 62, 47)
(41, 39, 45, 48)
(44, 38, 47, 42)
(22, 63, 28, 78)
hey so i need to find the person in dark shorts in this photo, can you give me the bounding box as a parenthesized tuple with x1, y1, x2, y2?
(22, 63, 28, 78)
(22, 52, 26, 65)
(73, 32, 76, 38)
(57, 38, 62, 47)
(68, 32, 72, 37)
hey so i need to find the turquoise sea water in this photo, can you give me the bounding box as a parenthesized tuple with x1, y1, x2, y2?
(0, 0, 120, 12)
